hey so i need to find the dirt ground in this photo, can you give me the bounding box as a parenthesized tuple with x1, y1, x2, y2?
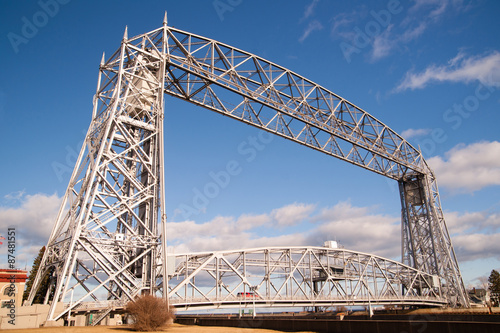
(1, 324, 314, 333)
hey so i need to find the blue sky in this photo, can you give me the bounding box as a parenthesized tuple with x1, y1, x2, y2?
(1, 0, 500, 290)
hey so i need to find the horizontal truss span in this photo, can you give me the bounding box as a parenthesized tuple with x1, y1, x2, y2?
(155, 26, 425, 180)
(166, 246, 446, 310)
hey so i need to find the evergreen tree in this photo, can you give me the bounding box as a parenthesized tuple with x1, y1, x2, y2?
(488, 269, 500, 294)
(23, 246, 53, 303)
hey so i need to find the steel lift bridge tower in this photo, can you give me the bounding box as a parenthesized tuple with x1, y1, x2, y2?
(28, 16, 469, 322)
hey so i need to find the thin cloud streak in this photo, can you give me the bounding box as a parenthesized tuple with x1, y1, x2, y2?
(401, 128, 432, 139)
(301, 0, 320, 21)
(368, 0, 463, 61)
(299, 20, 323, 43)
(396, 51, 500, 91)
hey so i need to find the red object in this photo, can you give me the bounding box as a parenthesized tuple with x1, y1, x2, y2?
(0, 269, 28, 283)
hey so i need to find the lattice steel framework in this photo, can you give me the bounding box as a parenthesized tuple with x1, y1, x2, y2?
(167, 247, 447, 310)
(28, 15, 468, 322)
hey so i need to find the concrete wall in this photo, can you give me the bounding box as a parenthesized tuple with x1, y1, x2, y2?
(0, 303, 64, 329)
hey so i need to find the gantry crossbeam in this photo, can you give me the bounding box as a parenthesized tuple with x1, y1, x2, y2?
(161, 27, 424, 180)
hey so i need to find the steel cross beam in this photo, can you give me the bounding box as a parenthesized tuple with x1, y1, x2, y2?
(28, 15, 468, 322)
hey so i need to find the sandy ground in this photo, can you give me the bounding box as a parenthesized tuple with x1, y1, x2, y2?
(1, 324, 314, 333)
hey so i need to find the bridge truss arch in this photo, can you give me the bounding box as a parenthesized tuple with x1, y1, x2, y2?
(27, 15, 468, 322)
(167, 246, 447, 310)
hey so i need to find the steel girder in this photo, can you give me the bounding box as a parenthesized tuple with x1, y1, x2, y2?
(28, 16, 468, 321)
(167, 247, 447, 310)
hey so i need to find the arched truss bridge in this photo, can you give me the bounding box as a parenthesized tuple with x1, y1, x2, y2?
(167, 246, 446, 310)
(27, 14, 468, 323)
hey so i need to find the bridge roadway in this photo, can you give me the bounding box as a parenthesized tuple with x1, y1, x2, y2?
(168, 295, 446, 311)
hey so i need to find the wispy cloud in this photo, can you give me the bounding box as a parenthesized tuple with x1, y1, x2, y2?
(4, 190, 26, 201)
(301, 0, 320, 21)
(401, 128, 432, 139)
(330, 13, 355, 38)
(368, 0, 464, 61)
(299, 20, 323, 42)
(396, 51, 500, 91)
(428, 141, 500, 192)
(369, 18, 428, 61)
(408, 0, 449, 16)
(371, 26, 396, 61)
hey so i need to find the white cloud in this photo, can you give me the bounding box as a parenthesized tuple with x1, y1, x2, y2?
(445, 209, 500, 262)
(445, 210, 500, 235)
(271, 202, 316, 227)
(165, 199, 500, 267)
(167, 201, 399, 256)
(167, 215, 305, 254)
(299, 20, 323, 43)
(453, 233, 500, 262)
(428, 141, 500, 192)
(396, 51, 500, 91)
(429, 1, 448, 18)
(0, 193, 61, 269)
(3, 191, 500, 282)
(308, 201, 400, 259)
(401, 128, 432, 139)
(167, 203, 314, 253)
(167, 213, 270, 244)
(0, 193, 60, 244)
